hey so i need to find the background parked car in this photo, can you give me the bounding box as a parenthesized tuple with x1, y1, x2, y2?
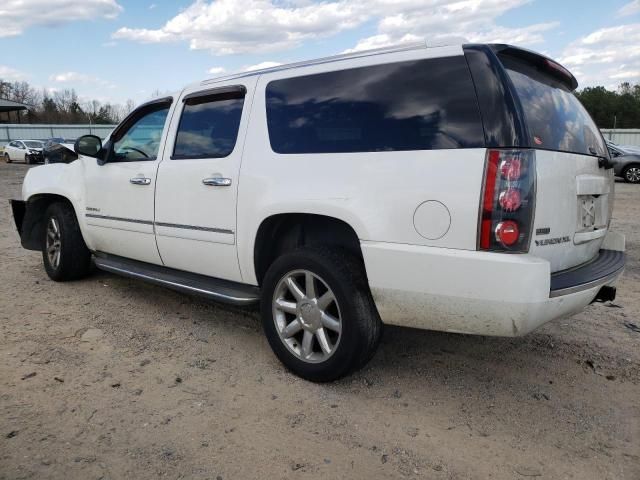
(607, 141, 640, 183)
(3, 140, 44, 164)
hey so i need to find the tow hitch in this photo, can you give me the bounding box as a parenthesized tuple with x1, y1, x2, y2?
(592, 285, 617, 303)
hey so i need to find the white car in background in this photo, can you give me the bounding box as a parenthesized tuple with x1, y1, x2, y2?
(4, 140, 44, 164)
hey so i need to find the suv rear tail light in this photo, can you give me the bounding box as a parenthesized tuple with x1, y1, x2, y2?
(478, 149, 536, 252)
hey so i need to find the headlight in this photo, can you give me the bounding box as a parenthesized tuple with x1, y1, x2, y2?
(29, 149, 37, 154)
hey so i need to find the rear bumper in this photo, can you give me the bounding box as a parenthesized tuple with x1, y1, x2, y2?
(550, 249, 625, 297)
(362, 232, 625, 337)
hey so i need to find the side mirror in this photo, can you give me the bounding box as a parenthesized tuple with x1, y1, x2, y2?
(75, 135, 103, 158)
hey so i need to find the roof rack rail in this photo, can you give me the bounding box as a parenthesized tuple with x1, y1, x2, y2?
(201, 41, 429, 85)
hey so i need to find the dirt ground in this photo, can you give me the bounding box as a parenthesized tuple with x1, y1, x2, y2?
(0, 162, 638, 480)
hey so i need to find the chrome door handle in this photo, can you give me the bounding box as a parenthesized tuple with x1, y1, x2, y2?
(202, 177, 232, 187)
(130, 176, 151, 185)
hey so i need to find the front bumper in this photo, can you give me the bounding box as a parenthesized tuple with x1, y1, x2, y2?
(362, 232, 625, 337)
(26, 152, 44, 163)
(10, 199, 25, 234)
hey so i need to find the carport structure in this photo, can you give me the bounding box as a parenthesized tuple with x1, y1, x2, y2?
(0, 98, 30, 123)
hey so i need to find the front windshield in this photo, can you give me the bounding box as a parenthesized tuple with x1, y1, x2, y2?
(24, 141, 43, 148)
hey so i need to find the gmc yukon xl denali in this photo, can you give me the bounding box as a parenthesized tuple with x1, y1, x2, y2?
(11, 43, 626, 381)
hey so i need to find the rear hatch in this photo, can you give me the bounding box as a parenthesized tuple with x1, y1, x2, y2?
(496, 47, 613, 273)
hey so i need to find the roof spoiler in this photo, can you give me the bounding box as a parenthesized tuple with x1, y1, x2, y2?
(489, 44, 578, 91)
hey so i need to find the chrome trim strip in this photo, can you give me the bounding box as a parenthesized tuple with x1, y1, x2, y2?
(94, 259, 258, 305)
(85, 214, 234, 234)
(86, 213, 153, 225)
(154, 222, 234, 235)
(549, 267, 624, 298)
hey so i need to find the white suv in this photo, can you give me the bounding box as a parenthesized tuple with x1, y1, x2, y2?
(11, 43, 626, 381)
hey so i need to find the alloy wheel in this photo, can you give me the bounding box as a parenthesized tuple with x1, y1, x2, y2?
(626, 167, 640, 183)
(272, 269, 342, 363)
(46, 217, 62, 269)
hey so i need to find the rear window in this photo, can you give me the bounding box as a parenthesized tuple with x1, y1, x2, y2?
(265, 56, 484, 154)
(500, 55, 607, 157)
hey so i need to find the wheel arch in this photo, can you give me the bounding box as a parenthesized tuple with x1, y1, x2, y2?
(253, 213, 363, 286)
(19, 193, 78, 251)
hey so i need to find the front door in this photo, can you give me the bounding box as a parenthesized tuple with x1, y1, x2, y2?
(154, 81, 255, 282)
(83, 98, 173, 264)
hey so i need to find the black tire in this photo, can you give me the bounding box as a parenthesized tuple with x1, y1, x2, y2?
(261, 246, 382, 382)
(25, 155, 32, 165)
(42, 202, 92, 281)
(622, 164, 640, 184)
(4, 153, 11, 163)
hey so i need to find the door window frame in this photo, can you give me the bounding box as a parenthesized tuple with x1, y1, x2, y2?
(104, 96, 173, 164)
(170, 85, 247, 161)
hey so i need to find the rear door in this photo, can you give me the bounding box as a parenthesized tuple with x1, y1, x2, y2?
(497, 48, 613, 272)
(154, 80, 256, 282)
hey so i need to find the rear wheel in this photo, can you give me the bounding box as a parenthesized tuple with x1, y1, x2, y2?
(4, 153, 10, 163)
(261, 247, 382, 382)
(42, 202, 92, 281)
(623, 165, 640, 184)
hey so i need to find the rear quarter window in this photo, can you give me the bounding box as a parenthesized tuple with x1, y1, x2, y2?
(265, 56, 484, 154)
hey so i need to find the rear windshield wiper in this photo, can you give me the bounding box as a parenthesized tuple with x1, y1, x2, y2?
(589, 147, 613, 169)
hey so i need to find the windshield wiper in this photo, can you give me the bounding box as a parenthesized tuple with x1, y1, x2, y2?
(589, 147, 613, 169)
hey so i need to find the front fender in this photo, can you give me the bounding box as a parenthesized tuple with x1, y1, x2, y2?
(19, 161, 89, 250)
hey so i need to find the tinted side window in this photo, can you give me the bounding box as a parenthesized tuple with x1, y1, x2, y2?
(266, 56, 484, 154)
(172, 92, 244, 159)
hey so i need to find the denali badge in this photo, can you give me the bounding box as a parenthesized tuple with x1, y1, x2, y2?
(535, 236, 570, 246)
(86, 207, 100, 212)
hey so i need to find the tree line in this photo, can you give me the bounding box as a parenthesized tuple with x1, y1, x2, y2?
(575, 82, 640, 129)
(0, 79, 135, 124)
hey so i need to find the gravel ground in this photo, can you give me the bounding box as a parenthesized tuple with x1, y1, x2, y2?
(1, 162, 639, 480)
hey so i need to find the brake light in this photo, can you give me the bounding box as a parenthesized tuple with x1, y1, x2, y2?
(495, 221, 519, 246)
(478, 149, 536, 252)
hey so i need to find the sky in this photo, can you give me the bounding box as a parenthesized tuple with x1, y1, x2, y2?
(1, 0, 639, 106)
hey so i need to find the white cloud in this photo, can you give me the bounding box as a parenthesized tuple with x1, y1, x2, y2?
(0, 65, 28, 81)
(243, 61, 282, 71)
(0, 0, 122, 38)
(49, 71, 117, 89)
(113, 0, 557, 56)
(559, 24, 640, 88)
(617, 0, 640, 17)
(149, 3, 157, 9)
(207, 66, 227, 74)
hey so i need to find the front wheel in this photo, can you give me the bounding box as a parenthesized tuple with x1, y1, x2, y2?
(261, 247, 382, 382)
(623, 165, 640, 184)
(4, 153, 11, 163)
(42, 202, 92, 281)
